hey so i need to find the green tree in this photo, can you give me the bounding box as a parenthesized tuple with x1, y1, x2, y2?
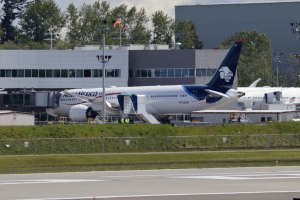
(286, 55, 300, 87)
(19, 0, 65, 43)
(175, 20, 203, 49)
(65, 3, 81, 47)
(1, 0, 30, 42)
(220, 31, 273, 87)
(111, 6, 151, 45)
(151, 11, 174, 47)
(75, 1, 110, 45)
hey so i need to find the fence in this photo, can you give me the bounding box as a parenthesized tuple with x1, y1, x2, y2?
(1, 134, 300, 155)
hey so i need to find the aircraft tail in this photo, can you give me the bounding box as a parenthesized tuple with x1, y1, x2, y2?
(207, 41, 243, 89)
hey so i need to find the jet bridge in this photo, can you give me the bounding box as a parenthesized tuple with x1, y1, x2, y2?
(117, 94, 160, 124)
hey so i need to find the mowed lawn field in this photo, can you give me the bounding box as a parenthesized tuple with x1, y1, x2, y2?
(0, 122, 300, 174)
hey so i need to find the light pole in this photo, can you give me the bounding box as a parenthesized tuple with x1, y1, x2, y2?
(96, 20, 111, 124)
(274, 52, 283, 87)
(44, 28, 57, 50)
(290, 22, 300, 44)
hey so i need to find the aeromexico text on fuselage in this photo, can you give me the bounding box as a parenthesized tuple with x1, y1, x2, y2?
(61, 85, 225, 104)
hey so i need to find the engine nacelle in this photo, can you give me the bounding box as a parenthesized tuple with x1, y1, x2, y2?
(69, 104, 98, 122)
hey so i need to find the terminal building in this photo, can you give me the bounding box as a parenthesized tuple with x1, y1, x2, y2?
(0, 44, 227, 121)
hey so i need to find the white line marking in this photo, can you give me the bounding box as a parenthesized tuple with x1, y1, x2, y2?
(17, 190, 300, 200)
(0, 179, 105, 185)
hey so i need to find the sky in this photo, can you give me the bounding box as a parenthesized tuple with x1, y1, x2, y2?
(54, 0, 300, 17)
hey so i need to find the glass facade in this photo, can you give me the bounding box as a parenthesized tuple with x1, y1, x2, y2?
(129, 68, 216, 78)
(0, 69, 121, 78)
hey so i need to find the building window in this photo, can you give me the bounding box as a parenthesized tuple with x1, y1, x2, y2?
(6, 70, 12, 77)
(175, 69, 181, 77)
(61, 69, 68, 78)
(39, 69, 45, 78)
(25, 69, 31, 77)
(141, 69, 147, 77)
(168, 69, 175, 77)
(53, 69, 60, 77)
(161, 69, 167, 77)
(182, 69, 188, 77)
(84, 69, 91, 77)
(46, 69, 53, 78)
(147, 69, 152, 77)
(115, 69, 121, 77)
(68, 69, 75, 77)
(154, 69, 160, 77)
(12, 70, 17, 77)
(0, 70, 5, 77)
(32, 69, 38, 77)
(17, 69, 25, 77)
(92, 69, 99, 77)
(129, 69, 134, 77)
(189, 69, 195, 77)
(135, 69, 141, 77)
(76, 69, 83, 77)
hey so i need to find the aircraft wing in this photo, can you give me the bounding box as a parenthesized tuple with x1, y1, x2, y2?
(205, 89, 231, 98)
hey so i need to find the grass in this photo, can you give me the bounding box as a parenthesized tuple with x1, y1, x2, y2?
(1, 122, 300, 139)
(1, 149, 300, 174)
(1, 122, 300, 174)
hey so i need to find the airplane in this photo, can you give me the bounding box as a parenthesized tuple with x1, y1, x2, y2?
(46, 41, 244, 124)
(237, 78, 300, 109)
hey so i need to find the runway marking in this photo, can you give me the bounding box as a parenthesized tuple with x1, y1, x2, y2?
(17, 190, 300, 200)
(0, 179, 105, 185)
(170, 172, 300, 180)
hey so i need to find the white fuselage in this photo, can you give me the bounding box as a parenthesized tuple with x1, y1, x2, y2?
(53, 85, 235, 117)
(238, 87, 300, 108)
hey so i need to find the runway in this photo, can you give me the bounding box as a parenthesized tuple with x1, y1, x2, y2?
(1, 166, 300, 200)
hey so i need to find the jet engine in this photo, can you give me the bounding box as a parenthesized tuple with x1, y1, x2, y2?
(69, 104, 98, 122)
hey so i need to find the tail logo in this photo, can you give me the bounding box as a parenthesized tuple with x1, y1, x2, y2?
(219, 66, 233, 82)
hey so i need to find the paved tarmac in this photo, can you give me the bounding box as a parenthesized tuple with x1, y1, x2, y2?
(0, 166, 300, 200)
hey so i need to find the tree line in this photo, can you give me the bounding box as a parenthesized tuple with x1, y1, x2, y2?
(0, 0, 203, 50)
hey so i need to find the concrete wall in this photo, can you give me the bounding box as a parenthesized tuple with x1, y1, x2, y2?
(0, 112, 34, 126)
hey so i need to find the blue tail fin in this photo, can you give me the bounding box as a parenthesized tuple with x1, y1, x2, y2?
(207, 41, 243, 89)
